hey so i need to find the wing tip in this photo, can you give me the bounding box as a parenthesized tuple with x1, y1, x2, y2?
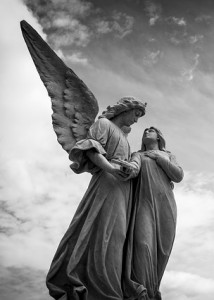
(20, 20, 36, 37)
(20, 20, 28, 30)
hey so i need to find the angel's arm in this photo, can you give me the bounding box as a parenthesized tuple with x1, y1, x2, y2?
(86, 150, 125, 179)
(112, 152, 142, 181)
(86, 150, 115, 172)
(70, 118, 120, 174)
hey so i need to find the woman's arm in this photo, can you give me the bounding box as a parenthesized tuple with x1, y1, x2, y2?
(156, 153, 184, 183)
(145, 151, 183, 182)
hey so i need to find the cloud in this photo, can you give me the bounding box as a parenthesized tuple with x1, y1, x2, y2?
(0, 266, 50, 300)
(94, 11, 134, 39)
(112, 11, 135, 38)
(159, 172, 214, 299)
(24, 0, 92, 21)
(23, 0, 92, 49)
(167, 31, 203, 54)
(65, 52, 89, 65)
(55, 49, 88, 65)
(1, 1, 214, 299)
(48, 19, 91, 48)
(96, 20, 112, 34)
(174, 17, 186, 26)
(166, 16, 187, 26)
(162, 271, 214, 300)
(143, 50, 162, 66)
(1, 155, 214, 299)
(189, 34, 204, 44)
(169, 36, 182, 45)
(195, 14, 212, 24)
(0, 154, 90, 269)
(175, 171, 214, 231)
(182, 53, 200, 81)
(164, 16, 205, 49)
(165, 18, 187, 46)
(22, 0, 135, 65)
(0, 18, 91, 266)
(144, 0, 162, 26)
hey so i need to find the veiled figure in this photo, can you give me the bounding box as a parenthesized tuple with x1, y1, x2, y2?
(46, 98, 146, 300)
(122, 127, 184, 300)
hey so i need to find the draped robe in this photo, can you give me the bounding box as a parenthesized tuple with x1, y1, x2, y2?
(123, 151, 184, 300)
(46, 117, 134, 300)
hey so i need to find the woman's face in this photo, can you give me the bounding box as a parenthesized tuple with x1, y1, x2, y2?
(143, 127, 159, 142)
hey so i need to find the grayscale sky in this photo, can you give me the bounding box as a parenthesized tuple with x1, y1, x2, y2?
(0, 0, 214, 299)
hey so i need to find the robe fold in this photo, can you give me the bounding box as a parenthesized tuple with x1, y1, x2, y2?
(46, 118, 135, 300)
(123, 151, 183, 300)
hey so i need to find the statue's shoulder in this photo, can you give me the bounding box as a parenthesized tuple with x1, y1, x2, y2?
(97, 117, 111, 124)
(165, 150, 173, 158)
(94, 117, 112, 129)
(89, 118, 112, 137)
(131, 150, 142, 158)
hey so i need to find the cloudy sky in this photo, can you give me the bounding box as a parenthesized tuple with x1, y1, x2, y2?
(1, 0, 214, 299)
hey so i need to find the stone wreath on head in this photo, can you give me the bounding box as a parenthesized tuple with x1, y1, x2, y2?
(99, 96, 147, 120)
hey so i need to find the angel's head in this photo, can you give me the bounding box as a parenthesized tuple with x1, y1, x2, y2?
(99, 96, 146, 120)
(99, 97, 146, 133)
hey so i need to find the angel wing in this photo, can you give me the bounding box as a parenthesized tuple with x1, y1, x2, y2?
(20, 20, 99, 153)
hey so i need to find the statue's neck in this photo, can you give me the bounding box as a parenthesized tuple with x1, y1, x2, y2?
(111, 117, 123, 129)
(145, 143, 159, 151)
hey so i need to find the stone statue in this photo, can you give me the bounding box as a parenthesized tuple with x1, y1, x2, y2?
(114, 127, 184, 300)
(20, 20, 147, 300)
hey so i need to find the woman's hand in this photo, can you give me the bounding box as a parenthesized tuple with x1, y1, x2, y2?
(144, 150, 169, 161)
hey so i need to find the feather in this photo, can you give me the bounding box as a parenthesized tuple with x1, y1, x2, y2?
(20, 20, 99, 153)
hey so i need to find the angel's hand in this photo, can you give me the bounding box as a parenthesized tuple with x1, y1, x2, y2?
(111, 159, 137, 174)
(110, 162, 140, 180)
(122, 164, 135, 174)
(111, 169, 132, 181)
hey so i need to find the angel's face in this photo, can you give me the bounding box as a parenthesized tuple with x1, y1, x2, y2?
(120, 109, 142, 127)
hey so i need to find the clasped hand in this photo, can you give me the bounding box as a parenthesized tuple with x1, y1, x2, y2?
(144, 150, 169, 161)
(110, 160, 137, 181)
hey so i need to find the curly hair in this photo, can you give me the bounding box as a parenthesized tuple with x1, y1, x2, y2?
(98, 96, 147, 120)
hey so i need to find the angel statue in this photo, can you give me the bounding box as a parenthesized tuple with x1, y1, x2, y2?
(20, 20, 147, 300)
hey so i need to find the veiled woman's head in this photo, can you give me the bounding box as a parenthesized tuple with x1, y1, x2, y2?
(141, 127, 166, 151)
